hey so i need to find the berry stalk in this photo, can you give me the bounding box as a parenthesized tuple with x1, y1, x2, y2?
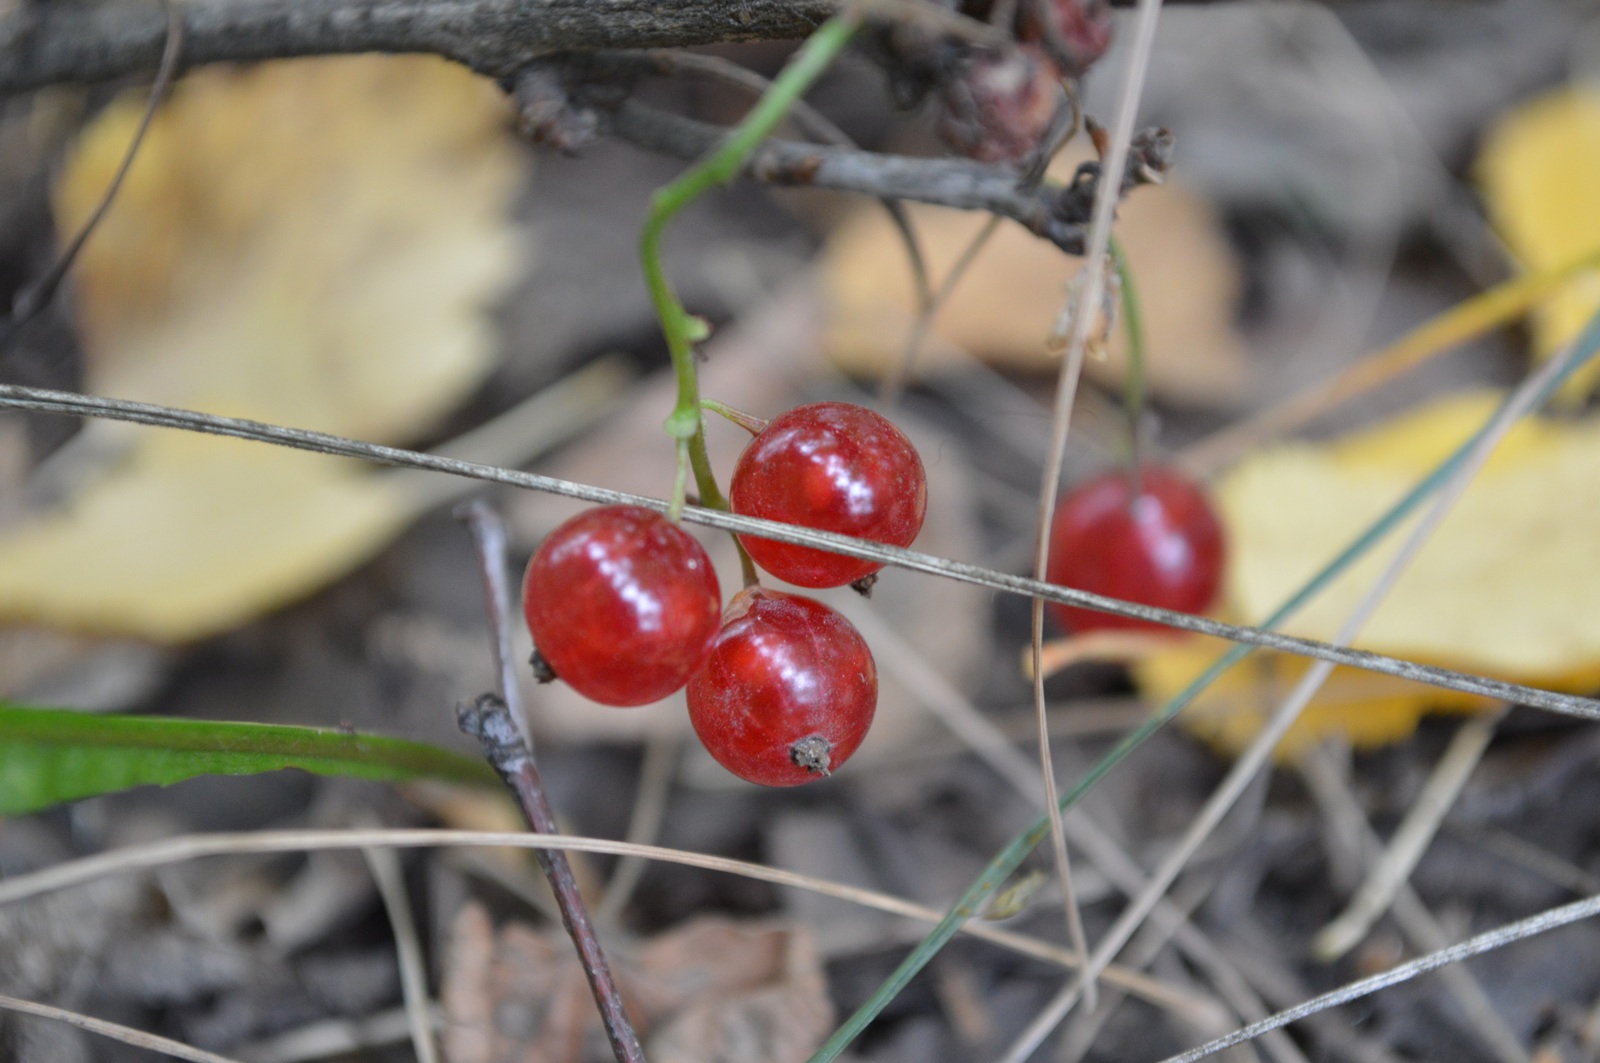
(639, 13, 859, 520)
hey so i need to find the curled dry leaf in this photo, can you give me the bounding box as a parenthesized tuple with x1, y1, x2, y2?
(818, 155, 1254, 409)
(0, 56, 522, 641)
(441, 901, 833, 1063)
(1137, 391, 1600, 759)
(1478, 86, 1600, 403)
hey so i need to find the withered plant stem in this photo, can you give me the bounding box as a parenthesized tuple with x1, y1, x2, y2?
(457, 503, 646, 1063)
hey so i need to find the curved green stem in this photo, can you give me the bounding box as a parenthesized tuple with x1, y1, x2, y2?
(640, 13, 860, 519)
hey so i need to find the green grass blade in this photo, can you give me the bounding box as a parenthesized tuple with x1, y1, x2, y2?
(1110, 236, 1147, 462)
(0, 704, 496, 815)
(808, 310, 1600, 1062)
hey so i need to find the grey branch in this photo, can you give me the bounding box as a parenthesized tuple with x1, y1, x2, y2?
(0, 0, 834, 94)
(606, 99, 1126, 252)
(3, 381, 1598, 724)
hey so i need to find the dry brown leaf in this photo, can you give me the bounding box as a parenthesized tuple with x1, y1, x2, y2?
(441, 902, 833, 1063)
(0, 56, 523, 641)
(818, 155, 1254, 408)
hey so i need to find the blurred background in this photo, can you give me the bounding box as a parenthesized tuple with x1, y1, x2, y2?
(5, 1, 1600, 1060)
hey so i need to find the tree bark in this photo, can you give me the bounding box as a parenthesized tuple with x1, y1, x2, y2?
(0, 0, 835, 94)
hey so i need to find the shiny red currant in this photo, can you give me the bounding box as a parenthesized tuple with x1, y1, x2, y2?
(522, 505, 721, 707)
(1046, 466, 1225, 635)
(729, 402, 927, 589)
(687, 588, 877, 787)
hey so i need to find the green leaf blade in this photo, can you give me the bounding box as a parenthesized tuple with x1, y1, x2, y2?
(0, 704, 497, 815)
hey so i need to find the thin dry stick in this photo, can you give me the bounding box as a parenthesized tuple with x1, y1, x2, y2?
(878, 76, 1081, 407)
(457, 709, 645, 1061)
(999, 303, 1594, 1063)
(1457, 825, 1600, 898)
(1159, 888, 1600, 1063)
(1027, 628, 1171, 680)
(0, 827, 1206, 1017)
(444, 847, 562, 922)
(458, 501, 532, 743)
(1297, 744, 1529, 1063)
(1029, 0, 1166, 1011)
(879, 213, 1000, 408)
(234, 1006, 425, 1063)
(1215, 922, 1408, 1063)
(1313, 708, 1506, 961)
(1179, 244, 1600, 477)
(850, 605, 1288, 1050)
(1, 382, 1595, 718)
(0, 993, 242, 1063)
(1057, 877, 1292, 1063)
(0, 3, 183, 349)
(398, 355, 633, 505)
(595, 728, 684, 924)
(457, 503, 645, 1063)
(361, 843, 441, 1063)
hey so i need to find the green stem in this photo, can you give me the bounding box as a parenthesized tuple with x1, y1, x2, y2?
(806, 309, 1600, 1062)
(1111, 236, 1146, 475)
(701, 398, 770, 435)
(641, 13, 860, 518)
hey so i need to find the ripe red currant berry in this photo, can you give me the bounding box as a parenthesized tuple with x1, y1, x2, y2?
(729, 402, 927, 589)
(687, 588, 877, 787)
(1046, 466, 1225, 635)
(522, 505, 721, 707)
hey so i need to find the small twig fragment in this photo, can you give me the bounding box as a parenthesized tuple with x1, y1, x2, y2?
(458, 697, 644, 1063)
(458, 502, 645, 1063)
(1, 2, 183, 350)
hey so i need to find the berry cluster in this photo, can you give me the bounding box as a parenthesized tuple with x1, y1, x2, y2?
(522, 402, 926, 787)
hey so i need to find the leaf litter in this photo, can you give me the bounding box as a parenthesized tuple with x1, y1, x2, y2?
(8, 9, 1600, 1063)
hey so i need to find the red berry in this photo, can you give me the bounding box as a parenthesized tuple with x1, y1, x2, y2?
(1046, 466, 1225, 635)
(687, 589, 877, 787)
(729, 402, 927, 588)
(523, 505, 721, 707)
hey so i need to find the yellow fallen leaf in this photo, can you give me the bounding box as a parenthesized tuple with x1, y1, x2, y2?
(819, 156, 1253, 408)
(0, 56, 522, 641)
(1478, 87, 1600, 402)
(1136, 390, 1600, 759)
